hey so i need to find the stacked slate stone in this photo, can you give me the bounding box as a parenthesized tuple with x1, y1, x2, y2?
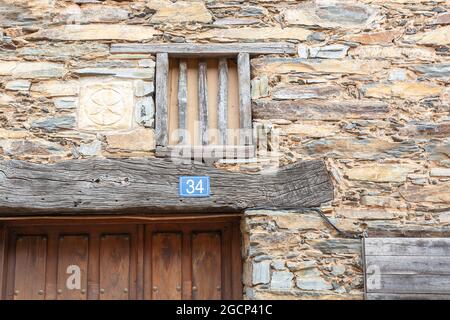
(0, 0, 449, 299)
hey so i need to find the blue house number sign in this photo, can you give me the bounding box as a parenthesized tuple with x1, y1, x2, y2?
(179, 176, 210, 197)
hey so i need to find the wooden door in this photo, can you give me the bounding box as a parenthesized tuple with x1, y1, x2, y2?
(0, 223, 6, 300)
(4, 225, 138, 300)
(13, 236, 47, 300)
(56, 235, 89, 300)
(192, 232, 222, 300)
(1, 217, 242, 300)
(146, 222, 239, 300)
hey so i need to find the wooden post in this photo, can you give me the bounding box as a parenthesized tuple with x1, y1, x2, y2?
(87, 233, 100, 300)
(198, 61, 209, 146)
(136, 225, 145, 300)
(155, 53, 169, 147)
(44, 233, 58, 300)
(237, 53, 252, 146)
(181, 227, 192, 300)
(0, 223, 5, 300)
(217, 58, 228, 146)
(178, 60, 188, 145)
(231, 221, 243, 299)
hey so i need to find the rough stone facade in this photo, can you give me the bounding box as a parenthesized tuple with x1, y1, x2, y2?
(1, 0, 450, 299)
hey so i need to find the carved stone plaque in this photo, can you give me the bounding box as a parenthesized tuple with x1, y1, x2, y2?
(78, 81, 134, 131)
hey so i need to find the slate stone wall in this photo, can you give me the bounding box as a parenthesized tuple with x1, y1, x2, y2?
(1, 0, 450, 299)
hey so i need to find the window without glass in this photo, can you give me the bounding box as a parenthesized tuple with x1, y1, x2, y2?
(154, 52, 253, 160)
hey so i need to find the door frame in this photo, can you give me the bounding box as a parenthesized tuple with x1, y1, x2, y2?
(0, 223, 5, 300)
(0, 214, 243, 300)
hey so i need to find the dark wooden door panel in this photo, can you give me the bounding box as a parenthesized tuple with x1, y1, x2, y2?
(152, 233, 182, 300)
(0, 224, 5, 300)
(14, 236, 47, 300)
(100, 234, 131, 300)
(192, 232, 222, 300)
(57, 235, 88, 300)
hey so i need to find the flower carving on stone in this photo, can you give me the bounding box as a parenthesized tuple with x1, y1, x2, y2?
(87, 87, 125, 126)
(78, 81, 134, 131)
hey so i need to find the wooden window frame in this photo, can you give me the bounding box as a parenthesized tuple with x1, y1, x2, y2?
(119, 42, 296, 160)
(155, 52, 253, 160)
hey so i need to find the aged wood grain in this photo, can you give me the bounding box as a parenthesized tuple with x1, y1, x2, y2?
(151, 233, 182, 300)
(365, 238, 450, 256)
(221, 226, 232, 299)
(57, 235, 88, 300)
(110, 42, 297, 56)
(367, 274, 450, 294)
(181, 228, 192, 300)
(192, 232, 222, 300)
(198, 61, 209, 146)
(0, 158, 333, 214)
(1, 219, 242, 300)
(366, 255, 450, 275)
(100, 235, 130, 300)
(136, 225, 144, 300)
(156, 53, 169, 146)
(366, 293, 450, 300)
(44, 233, 58, 300)
(364, 237, 450, 299)
(231, 221, 243, 300)
(14, 236, 47, 300)
(155, 145, 255, 160)
(218, 58, 229, 145)
(237, 53, 252, 146)
(87, 232, 100, 300)
(0, 224, 4, 300)
(178, 60, 188, 144)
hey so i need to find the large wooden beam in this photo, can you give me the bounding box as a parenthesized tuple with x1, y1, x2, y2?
(110, 43, 297, 56)
(0, 158, 333, 215)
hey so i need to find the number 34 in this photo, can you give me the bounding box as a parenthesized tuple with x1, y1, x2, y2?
(185, 179, 204, 194)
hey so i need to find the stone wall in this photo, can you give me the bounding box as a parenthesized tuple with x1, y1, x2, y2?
(1, 0, 450, 299)
(242, 209, 363, 300)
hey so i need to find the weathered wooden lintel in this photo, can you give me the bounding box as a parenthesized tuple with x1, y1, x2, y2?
(0, 158, 333, 215)
(110, 42, 297, 57)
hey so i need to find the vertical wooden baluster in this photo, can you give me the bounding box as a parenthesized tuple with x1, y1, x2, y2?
(237, 53, 252, 146)
(178, 60, 188, 145)
(217, 58, 229, 146)
(198, 61, 209, 146)
(156, 53, 169, 147)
